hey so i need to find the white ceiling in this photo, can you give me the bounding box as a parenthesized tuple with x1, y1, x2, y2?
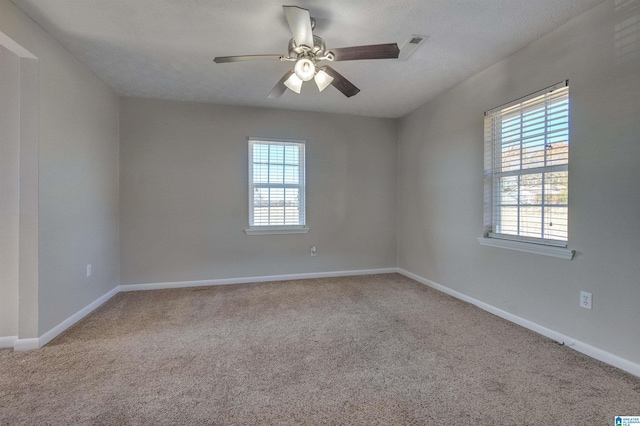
(13, 0, 603, 118)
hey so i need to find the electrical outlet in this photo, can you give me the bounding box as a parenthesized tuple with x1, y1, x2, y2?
(310, 246, 317, 256)
(87, 264, 92, 277)
(580, 291, 592, 309)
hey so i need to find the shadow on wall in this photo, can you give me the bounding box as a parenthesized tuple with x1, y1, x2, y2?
(615, 0, 640, 66)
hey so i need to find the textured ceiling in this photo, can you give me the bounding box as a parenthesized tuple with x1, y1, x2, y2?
(12, 0, 603, 118)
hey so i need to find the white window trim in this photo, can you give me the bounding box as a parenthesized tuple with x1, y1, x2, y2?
(244, 226, 309, 236)
(481, 81, 573, 258)
(477, 237, 575, 260)
(246, 138, 307, 235)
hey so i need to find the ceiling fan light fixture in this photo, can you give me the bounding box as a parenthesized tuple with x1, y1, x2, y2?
(314, 69, 334, 92)
(284, 73, 303, 93)
(294, 58, 316, 81)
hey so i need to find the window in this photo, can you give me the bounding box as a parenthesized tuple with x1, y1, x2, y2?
(245, 138, 308, 235)
(481, 81, 574, 259)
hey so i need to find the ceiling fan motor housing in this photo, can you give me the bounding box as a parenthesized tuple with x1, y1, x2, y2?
(289, 35, 327, 59)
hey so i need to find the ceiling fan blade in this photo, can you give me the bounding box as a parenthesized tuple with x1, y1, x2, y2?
(267, 70, 294, 98)
(330, 43, 400, 61)
(214, 54, 283, 64)
(323, 66, 360, 98)
(283, 5, 314, 48)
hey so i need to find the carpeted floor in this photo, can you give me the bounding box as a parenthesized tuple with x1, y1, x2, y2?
(1, 273, 639, 424)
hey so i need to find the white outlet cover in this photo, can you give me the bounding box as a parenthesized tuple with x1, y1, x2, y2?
(87, 264, 92, 277)
(580, 291, 592, 309)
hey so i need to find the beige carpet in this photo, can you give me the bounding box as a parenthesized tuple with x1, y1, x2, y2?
(1, 273, 639, 424)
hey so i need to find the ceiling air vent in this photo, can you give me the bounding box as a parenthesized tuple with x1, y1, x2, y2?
(398, 34, 428, 61)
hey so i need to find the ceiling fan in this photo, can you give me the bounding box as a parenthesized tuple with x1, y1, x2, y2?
(214, 5, 400, 98)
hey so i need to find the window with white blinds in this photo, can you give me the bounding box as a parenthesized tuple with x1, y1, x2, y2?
(484, 81, 569, 247)
(247, 139, 306, 233)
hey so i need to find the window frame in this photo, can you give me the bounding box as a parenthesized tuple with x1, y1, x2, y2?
(479, 81, 574, 260)
(245, 138, 309, 235)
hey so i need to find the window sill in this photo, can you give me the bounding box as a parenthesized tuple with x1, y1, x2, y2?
(477, 237, 575, 260)
(244, 227, 310, 236)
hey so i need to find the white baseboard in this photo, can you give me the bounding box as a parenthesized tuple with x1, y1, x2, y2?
(38, 286, 121, 348)
(13, 286, 120, 351)
(397, 268, 640, 378)
(13, 338, 39, 351)
(120, 268, 398, 292)
(0, 335, 17, 349)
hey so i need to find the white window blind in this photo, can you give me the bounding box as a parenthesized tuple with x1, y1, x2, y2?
(484, 81, 569, 246)
(248, 138, 306, 230)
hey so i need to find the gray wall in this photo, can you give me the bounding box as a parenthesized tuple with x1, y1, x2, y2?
(0, 44, 20, 337)
(0, 0, 120, 336)
(120, 98, 397, 284)
(398, 0, 640, 365)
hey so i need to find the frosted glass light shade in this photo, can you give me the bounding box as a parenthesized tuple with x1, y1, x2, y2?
(294, 58, 315, 81)
(314, 69, 334, 92)
(284, 73, 303, 93)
